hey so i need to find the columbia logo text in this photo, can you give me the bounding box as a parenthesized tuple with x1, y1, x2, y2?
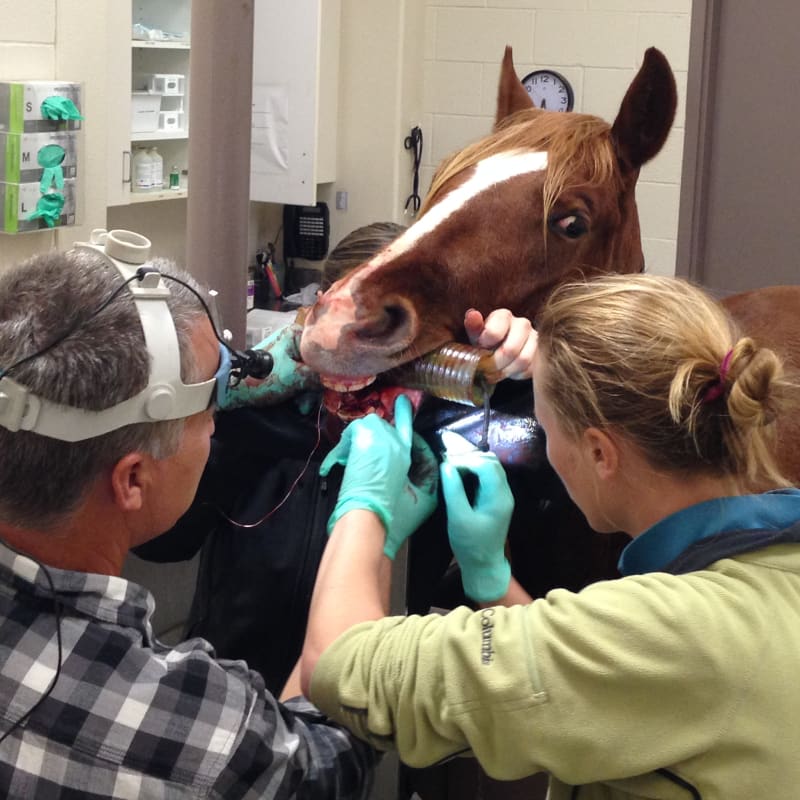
(480, 608, 495, 665)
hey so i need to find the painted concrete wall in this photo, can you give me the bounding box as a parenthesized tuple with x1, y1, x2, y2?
(291, 0, 426, 269)
(420, 0, 692, 276)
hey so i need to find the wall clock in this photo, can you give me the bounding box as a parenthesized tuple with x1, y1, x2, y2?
(520, 69, 574, 112)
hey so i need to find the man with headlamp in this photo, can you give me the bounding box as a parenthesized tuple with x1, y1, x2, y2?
(0, 230, 378, 798)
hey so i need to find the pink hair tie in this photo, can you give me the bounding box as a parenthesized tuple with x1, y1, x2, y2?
(703, 349, 734, 404)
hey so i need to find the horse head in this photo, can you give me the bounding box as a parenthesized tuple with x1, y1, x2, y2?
(300, 46, 677, 404)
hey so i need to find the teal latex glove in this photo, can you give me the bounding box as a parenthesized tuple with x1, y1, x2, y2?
(440, 450, 514, 602)
(38, 144, 66, 192)
(320, 394, 437, 559)
(40, 96, 83, 121)
(218, 322, 320, 410)
(26, 192, 65, 228)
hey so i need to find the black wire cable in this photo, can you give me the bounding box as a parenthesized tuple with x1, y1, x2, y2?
(404, 126, 424, 216)
(136, 269, 273, 383)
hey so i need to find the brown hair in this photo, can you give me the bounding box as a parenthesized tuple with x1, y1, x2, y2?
(421, 110, 617, 233)
(321, 221, 407, 291)
(535, 273, 794, 492)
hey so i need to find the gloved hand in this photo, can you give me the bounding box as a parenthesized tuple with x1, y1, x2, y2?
(218, 322, 320, 410)
(440, 450, 514, 602)
(320, 394, 438, 559)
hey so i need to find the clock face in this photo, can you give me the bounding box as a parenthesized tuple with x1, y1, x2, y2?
(521, 69, 574, 112)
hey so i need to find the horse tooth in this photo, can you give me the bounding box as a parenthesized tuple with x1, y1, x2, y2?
(320, 374, 377, 392)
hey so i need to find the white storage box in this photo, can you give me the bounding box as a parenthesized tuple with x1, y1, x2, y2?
(147, 74, 185, 96)
(158, 110, 184, 132)
(131, 92, 161, 133)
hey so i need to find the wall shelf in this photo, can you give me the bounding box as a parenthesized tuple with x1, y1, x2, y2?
(132, 41, 190, 50)
(130, 188, 187, 203)
(107, 0, 191, 206)
(131, 130, 188, 142)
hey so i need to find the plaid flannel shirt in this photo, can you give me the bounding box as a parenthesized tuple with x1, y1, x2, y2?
(0, 540, 377, 798)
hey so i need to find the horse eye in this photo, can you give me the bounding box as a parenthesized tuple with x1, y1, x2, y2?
(551, 214, 589, 240)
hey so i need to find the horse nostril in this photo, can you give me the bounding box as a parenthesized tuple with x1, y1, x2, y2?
(385, 304, 409, 334)
(354, 300, 414, 344)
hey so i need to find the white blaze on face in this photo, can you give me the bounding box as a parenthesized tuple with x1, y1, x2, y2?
(356, 150, 549, 279)
(303, 149, 548, 366)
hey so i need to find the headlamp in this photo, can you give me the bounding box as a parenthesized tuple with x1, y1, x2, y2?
(0, 229, 229, 441)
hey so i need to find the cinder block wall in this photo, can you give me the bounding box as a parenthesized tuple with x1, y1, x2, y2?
(421, 0, 691, 276)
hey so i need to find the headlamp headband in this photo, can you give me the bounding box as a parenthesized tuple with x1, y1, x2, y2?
(0, 228, 220, 441)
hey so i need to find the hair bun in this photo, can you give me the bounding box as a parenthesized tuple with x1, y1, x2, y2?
(727, 340, 783, 428)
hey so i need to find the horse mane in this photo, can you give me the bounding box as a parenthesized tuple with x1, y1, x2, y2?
(420, 109, 618, 226)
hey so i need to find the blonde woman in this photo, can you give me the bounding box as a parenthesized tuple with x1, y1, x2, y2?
(303, 273, 800, 800)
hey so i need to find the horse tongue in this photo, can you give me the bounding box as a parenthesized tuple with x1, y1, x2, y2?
(376, 386, 425, 420)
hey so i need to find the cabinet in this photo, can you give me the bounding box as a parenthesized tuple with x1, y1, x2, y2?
(250, 0, 340, 206)
(107, 0, 191, 207)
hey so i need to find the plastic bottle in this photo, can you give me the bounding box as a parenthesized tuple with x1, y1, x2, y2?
(169, 164, 180, 190)
(148, 147, 164, 191)
(132, 146, 153, 192)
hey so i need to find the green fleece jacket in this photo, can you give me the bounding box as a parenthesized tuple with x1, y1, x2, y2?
(310, 494, 800, 799)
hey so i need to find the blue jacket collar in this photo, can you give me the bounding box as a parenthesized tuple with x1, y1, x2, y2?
(619, 489, 800, 576)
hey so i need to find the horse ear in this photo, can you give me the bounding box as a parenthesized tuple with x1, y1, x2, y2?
(610, 47, 677, 172)
(495, 46, 536, 128)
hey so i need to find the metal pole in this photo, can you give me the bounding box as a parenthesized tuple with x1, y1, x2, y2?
(187, 0, 254, 346)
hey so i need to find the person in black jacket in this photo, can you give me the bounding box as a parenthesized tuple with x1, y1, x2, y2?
(137, 222, 540, 694)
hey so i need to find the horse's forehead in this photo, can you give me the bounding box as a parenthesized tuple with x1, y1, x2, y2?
(355, 150, 548, 279)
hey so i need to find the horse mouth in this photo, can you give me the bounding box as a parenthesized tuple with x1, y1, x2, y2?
(319, 373, 424, 422)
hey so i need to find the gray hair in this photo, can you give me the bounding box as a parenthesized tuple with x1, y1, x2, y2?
(0, 247, 208, 528)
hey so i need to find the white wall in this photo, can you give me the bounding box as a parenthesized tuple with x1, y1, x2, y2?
(316, 0, 426, 256)
(1, 1, 691, 277)
(421, 0, 691, 276)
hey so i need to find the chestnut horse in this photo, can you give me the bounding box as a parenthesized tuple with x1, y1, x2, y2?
(302, 45, 799, 486)
(301, 44, 800, 600)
